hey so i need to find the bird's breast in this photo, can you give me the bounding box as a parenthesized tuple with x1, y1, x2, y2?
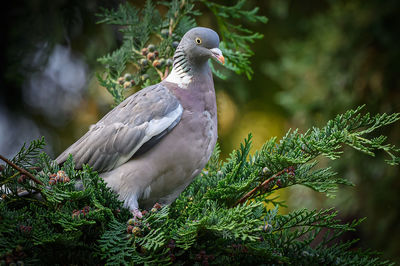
(105, 79, 218, 209)
(136, 98, 217, 208)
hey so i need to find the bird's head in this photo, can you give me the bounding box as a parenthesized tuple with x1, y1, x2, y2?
(175, 27, 225, 68)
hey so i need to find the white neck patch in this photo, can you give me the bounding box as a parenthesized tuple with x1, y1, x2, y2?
(165, 66, 192, 89)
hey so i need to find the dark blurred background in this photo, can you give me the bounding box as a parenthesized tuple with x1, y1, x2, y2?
(1, 0, 399, 262)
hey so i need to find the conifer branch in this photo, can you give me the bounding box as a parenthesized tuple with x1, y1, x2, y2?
(235, 169, 280, 206)
(1, 101, 396, 265)
(0, 154, 44, 186)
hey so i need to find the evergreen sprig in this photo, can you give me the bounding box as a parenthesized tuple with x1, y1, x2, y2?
(96, 0, 266, 105)
(0, 153, 131, 264)
(202, 0, 267, 79)
(235, 106, 400, 204)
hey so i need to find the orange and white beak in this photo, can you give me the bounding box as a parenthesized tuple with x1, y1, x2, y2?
(210, 48, 225, 65)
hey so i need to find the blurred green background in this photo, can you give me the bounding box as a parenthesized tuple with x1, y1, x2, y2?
(1, 0, 399, 262)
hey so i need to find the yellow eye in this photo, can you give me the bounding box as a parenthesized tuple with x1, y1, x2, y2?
(195, 37, 202, 44)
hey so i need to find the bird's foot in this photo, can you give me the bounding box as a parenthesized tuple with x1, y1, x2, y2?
(129, 208, 143, 220)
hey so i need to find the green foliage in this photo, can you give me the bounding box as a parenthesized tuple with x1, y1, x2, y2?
(1, 107, 398, 264)
(202, 0, 267, 79)
(0, 152, 131, 264)
(96, 0, 266, 105)
(97, 220, 135, 265)
(265, 1, 400, 261)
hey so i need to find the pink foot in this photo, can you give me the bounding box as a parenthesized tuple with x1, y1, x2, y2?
(131, 208, 143, 219)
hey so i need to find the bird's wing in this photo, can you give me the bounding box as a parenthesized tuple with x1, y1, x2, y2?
(56, 83, 183, 172)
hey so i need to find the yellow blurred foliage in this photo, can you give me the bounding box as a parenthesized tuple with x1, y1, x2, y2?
(233, 110, 288, 214)
(217, 92, 288, 213)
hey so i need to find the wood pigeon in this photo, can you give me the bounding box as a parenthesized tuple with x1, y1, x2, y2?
(56, 27, 224, 213)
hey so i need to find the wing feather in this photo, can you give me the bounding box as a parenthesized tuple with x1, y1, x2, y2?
(56, 84, 182, 172)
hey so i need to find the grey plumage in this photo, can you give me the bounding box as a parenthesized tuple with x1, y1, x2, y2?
(57, 85, 182, 172)
(56, 27, 223, 211)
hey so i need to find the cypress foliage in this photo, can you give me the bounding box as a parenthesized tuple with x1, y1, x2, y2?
(1, 1, 399, 265)
(1, 107, 398, 264)
(96, 0, 266, 105)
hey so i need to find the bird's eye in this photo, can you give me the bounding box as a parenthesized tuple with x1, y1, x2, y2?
(195, 37, 202, 44)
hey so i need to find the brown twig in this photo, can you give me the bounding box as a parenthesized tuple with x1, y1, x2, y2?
(168, 18, 174, 37)
(162, 66, 170, 80)
(168, 0, 186, 37)
(154, 66, 165, 80)
(0, 154, 44, 186)
(235, 168, 288, 206)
